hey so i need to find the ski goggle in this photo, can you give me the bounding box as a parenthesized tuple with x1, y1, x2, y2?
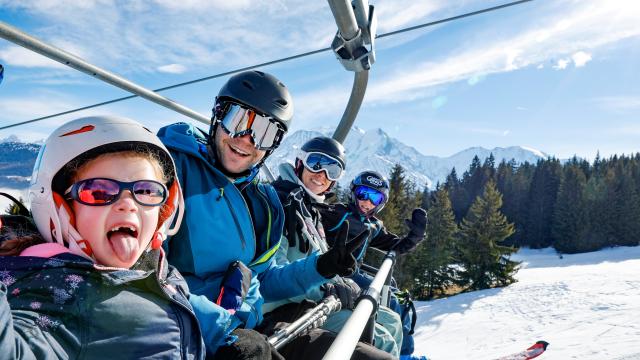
(65, 178, 167, 207)
(301, 152, 344, 181)
(216, 102, 285, 150)
(354, 185, 386, 206)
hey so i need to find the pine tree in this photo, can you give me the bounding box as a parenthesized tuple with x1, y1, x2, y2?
(4, 197, 24, 215)
(552, 164, 589, 253)
(610, 162, 640, 246)
(457, 180, 518, 290)
(379, 164, 409, 233)
(410, 186, 458, 299)
(523, 158, 562, 248)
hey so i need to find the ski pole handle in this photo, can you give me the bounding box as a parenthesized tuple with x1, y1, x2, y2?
(268, 295, 342, 350)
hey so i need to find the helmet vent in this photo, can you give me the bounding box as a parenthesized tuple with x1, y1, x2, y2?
(277, 81, 285, 88)
(274, 99, 288, 107)
(242, 80, 255, 90)
(254, 70, 265, 76)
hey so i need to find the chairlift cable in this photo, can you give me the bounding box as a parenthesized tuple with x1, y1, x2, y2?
(0, 0, 535, 131)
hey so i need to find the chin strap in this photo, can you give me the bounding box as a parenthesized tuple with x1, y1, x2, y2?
(52, 192, 95, 261)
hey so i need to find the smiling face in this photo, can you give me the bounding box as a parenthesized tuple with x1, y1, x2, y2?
(301, 167, 332, 195)
(214, 126, 266, 175)
(356, 199, 376, 215)
(71, 152, 164, 268)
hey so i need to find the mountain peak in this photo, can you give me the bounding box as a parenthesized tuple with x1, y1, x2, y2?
(267, 128, 548, 189)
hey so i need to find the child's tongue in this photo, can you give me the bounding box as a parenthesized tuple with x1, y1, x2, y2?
(108, 231, 138, 263)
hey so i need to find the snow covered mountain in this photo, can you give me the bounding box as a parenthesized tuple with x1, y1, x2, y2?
(0, 140, 40, 189)
(0, 129, 548, 191)
(266, 127, 548, 189)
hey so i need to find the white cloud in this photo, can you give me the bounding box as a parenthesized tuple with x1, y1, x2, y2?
(0, 0, 335, 73)
(0, 46, 68, 69)
(553, 59, 570, 70)
(375, 0, 446, 32)
(572, 51, 592, 67)
(361, 0, 640, 104)
(157, 64, 187, 74)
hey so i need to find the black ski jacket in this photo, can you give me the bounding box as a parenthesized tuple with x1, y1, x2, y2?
(318, 202, 423, 260)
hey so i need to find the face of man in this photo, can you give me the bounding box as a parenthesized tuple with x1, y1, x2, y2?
(214, 126, 266, 175)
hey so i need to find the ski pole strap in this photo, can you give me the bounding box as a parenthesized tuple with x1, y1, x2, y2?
(407, 300, 417, 335)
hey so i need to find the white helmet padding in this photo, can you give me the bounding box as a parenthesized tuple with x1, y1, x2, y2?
(29, 116, 183, 260)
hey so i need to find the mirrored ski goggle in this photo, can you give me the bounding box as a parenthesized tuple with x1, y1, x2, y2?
(354, 185, 386, 206)
(65, 178, 167, 207)
(217, 103, 285, 150)
(301, 152, 344, 181)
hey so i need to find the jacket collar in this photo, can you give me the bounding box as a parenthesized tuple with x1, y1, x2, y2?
(278, 162, 325, 203)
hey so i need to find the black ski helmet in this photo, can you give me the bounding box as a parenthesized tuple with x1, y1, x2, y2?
(214, 70, 293, 131)
(295, 136, 346, 191)
(301, 137, 346, 169)
(209, 71, 293, 180)
(350, 170, 390, 214)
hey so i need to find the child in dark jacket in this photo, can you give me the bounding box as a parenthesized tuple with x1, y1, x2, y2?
(0, 116, 214, 359)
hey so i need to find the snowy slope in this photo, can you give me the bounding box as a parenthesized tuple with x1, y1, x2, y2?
(412, 247, 640, 360)
(266, 127, 547, 189)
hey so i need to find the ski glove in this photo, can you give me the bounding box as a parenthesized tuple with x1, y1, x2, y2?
(216, 261, 252, 315)
(393, 208, 427, 254)
(321, 278, 361, 310)
(316, 221, 369, 278)
(405, 208, 427, 237)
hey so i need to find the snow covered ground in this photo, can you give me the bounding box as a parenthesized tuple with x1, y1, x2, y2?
(412, 247, 640, 360)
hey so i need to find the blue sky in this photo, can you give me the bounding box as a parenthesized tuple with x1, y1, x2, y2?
(1, 0, 639, 159)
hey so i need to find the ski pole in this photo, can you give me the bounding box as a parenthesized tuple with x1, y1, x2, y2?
(268, 295, 342, 350)
(322, 250, 396, 360)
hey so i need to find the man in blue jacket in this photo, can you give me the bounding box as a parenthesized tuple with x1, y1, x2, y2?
(158, 71, 365, 359)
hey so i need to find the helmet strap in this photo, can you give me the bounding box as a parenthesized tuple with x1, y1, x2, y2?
(151, 231, 163, 250)
(52, 192, 95, 261)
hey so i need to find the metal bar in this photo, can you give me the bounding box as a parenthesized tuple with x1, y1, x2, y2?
(0, 21, 210, 126)
(327, 0, 359, 40)
(332, 71, 368, 143)
(322, 251, 396, 360)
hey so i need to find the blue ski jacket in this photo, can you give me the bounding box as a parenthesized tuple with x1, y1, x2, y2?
(157, 123, 327, 354)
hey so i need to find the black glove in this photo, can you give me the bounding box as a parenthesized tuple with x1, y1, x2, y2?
(405, 208, 427, 237)
(320, 278, 361, 310)
(316, 221, 369, 278)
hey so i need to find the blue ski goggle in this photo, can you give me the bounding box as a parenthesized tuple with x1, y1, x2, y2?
(215, 102, 285, 151)
(354, 185, 386, 206)
(301, 152, 344, 181)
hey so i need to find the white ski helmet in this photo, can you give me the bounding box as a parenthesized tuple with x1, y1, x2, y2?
(29, 115, 183, 259)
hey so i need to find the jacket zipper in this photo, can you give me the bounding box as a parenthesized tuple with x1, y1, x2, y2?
(157, 277, 202, 359)
(221, 188, 248, 249)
